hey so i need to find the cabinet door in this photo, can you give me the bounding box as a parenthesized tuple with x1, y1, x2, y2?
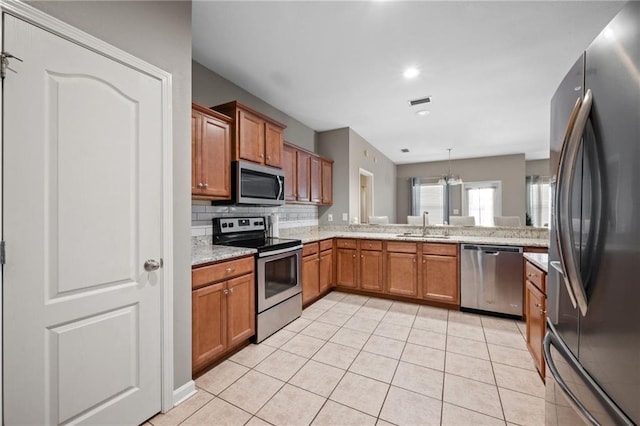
(238, 109, 265, 164)
(386, 252, 418, 296)
(336, 248, 357, 288)
(297, 150, 311, 202)
(264, 122, 283, 168)
(422, 255, 459, 304)
(191, 110, 202, 194)
(319, 249, 333, 293)
(200, 114, 231, 198)
(283, 145, 297, 201)
(226, 274, 256, 348)
(302, 255, 320, 304)
(310, 156, 322, 203)
(526, 280, 546, 377)
(321, 160, 333, 205)
(360, 250, 383, 292)
(192, 282, 226, 371)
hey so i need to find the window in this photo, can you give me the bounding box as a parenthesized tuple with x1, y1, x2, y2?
(526, 176, 551, 227)
(411, 179, 445, 224)
(462, 181, 502, 226)
(419, 184, 445, 225)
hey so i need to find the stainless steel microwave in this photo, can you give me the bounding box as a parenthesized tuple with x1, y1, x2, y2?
(232, 160, 285, 206)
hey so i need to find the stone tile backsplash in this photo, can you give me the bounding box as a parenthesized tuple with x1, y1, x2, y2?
(192, 200, 318, 237)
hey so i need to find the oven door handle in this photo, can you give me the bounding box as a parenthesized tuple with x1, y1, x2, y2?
(258, 245, 303, 258)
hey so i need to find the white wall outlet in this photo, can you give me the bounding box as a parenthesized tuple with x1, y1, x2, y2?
(342, 213, 348, 221)
(328, 214, 333, 222)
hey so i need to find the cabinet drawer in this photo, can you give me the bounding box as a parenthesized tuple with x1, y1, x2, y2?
(386, 241, 417, 253)
(423, 243, 457, 256)
(360, 240, 383, 251)
(336, 239, 357, 249)
(319, 239, 333, 252)
(303, 242, 319, 257)
(192, 256, 254, 289)
(525, 261, 546, 293)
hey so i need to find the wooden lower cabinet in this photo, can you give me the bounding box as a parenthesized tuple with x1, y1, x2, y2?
(302, 254, 320, 304)
(360, 250, 383, 292)
(421, 254, 459, 304)
(525, 261, 547, 379)
(386, 252, 418, 297)
(319, 249, 333, 293)
(192, 258, 255, 374)
(336, 248, 358, 288)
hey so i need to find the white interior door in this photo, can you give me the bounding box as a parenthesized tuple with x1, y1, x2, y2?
(3, 14, 163, 425)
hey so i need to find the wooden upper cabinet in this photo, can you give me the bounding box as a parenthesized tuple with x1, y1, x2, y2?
(283, 144, 297, 201)
(297, 150, 311, 202)
(283, 142, 333, 206)
(192, 103, 232, 200)
(310, 156, 322, 203)
(211, 101, 286, 168)
(238, 109, 264, 164)
(265, 122, 283, 168)
(321, 159, 333, 205)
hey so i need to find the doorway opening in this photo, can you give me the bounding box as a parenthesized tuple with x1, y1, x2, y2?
(359, 169, 374, 224)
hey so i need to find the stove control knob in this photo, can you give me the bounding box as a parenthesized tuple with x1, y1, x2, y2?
(221, 223, 228, 228)
(228, 223, 234, 228)
(254, 221, 260, 226)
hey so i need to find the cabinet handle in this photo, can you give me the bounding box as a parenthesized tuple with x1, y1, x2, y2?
(259, 154, 264, 158)
(225, 267, 234, 274)
(203, 183, 208, 189)
(352, 254, 356, 258)
(361, 255, 364, 258)
(528, 273, 535, 278)
(197, 182, 204, 188)
(535, 303, 541, 308)
(423, 259, 426, 264)
(223, 289, 229, 295)
(413, 258, 417, 263)
(540, 309, 546, 315)
(229, 287, 234, 294)
(267, 155, 271, 160)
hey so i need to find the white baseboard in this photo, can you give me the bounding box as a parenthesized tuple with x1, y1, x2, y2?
(172, 380, 196, 408)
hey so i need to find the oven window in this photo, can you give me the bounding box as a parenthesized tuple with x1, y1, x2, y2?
(264, 254, 298, 299)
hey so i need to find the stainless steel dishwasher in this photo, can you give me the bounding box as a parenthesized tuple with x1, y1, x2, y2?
(460, 244, 524, 317)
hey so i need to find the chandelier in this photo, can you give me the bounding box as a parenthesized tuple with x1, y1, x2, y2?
(437, 148, 463, 186)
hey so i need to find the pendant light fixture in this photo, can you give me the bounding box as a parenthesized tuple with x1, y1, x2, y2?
(438, 148, 463, 186)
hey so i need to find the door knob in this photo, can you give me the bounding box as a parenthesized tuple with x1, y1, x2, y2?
(144, 259, 161, 271)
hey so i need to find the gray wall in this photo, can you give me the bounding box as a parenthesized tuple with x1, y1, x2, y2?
(28, 0, 193, 393)
(526, 159, 550, 176)
(193, 61, 316, 152)
(317, 128, 350, 224)
(316, 127, 397, 225)
(397, 154, 527, 224)
(348, 129, 397, 223)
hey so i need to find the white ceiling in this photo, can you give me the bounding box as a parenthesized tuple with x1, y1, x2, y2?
(192, 1, 624, 164)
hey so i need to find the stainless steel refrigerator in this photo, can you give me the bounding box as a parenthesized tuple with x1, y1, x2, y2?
(546, 2, 639, 425)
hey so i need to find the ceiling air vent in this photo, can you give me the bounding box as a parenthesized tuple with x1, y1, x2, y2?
(409, 96, 432, 106)
(401, 148, 410, 153)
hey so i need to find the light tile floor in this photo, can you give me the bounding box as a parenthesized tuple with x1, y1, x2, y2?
(149, 292, 545, 426)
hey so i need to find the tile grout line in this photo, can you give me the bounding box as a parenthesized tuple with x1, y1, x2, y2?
(482, 317, 508, 424)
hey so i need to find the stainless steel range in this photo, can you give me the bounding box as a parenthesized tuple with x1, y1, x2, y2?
(213, 217, 302, 343)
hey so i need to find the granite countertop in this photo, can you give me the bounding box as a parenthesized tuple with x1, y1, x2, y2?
(192, 236, 256, 267)
(296, 231, 549, 248)
(523, 253, 549, 273)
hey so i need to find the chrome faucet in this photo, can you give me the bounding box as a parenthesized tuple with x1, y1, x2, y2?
(422, 211, 429, 236)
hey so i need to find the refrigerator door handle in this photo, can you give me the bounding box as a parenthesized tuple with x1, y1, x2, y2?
(554, 96, 582, 310)
(544, 328, 634, 426)
(557, 89, 593, 316)
(543, 331, 599, 426)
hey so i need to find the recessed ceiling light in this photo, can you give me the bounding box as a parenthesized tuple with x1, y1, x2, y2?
(401, 148, 410, 153)
(416, 110, 430, 116)
(403, 67, 419, 79)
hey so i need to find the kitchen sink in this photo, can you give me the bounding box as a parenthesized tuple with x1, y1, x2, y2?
(395, 233, 449, 239)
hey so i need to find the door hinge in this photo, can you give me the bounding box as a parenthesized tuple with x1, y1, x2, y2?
(1, 51, 23, 79)
(0, 241, 5, 265)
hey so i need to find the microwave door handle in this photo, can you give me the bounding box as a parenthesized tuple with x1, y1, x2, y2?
(277, 176, 283, 200)
(558, 89, 593, 316)
(554, 96, 582, 310)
